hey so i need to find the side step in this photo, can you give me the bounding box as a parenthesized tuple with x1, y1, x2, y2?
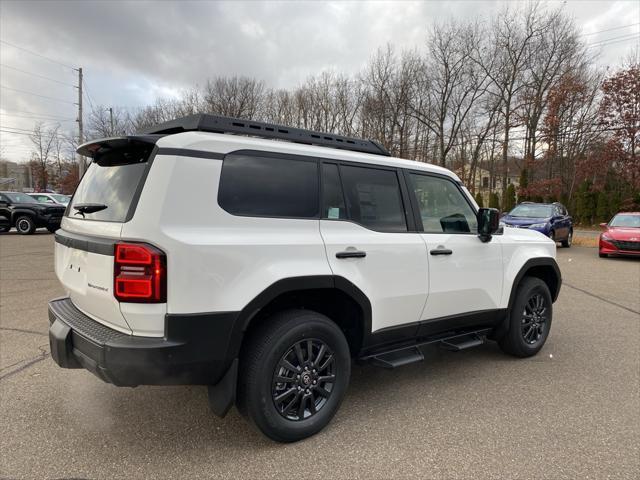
(440, 334, 484, 352)
(363, 329, 490, 369)
(370, 347, 424, 369)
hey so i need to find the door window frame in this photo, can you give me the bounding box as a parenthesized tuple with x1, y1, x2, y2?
(402, 169, 479, 235)
(319, 159, 417, 233)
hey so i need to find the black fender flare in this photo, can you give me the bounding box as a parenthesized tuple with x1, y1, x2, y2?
(229, 275, 372, 360)
(207, 275, 371, 417)
(10, 209, 37, 224)
(491, 257, 562, 341)
(507, 257, 562, 309)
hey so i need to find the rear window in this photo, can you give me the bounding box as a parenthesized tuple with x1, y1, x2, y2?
(218, 153, 319, 218)
(69, 152, 150, 222)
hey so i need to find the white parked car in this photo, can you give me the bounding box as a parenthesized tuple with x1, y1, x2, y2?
(48, 115, 561, 442)
(29, 192, 70, 206)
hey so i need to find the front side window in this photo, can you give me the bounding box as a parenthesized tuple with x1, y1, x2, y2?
(409, 174, 477, 233)
(218, 153, 319, 218)
(339, 165, 407, 232)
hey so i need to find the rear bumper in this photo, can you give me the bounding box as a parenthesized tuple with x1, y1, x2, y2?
(48, 297, 239, 387)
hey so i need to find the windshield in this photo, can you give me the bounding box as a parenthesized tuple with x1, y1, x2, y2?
(51, 194, 70, 204)
(508, 204, 554, 218)
(610, 214, 640, 228)
(4, 192, 38, 203)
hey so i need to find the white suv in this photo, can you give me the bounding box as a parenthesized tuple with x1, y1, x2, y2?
(49, 115, 561, 442)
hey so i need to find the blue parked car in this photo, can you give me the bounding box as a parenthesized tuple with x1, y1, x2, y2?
(501, 202, 573, 248)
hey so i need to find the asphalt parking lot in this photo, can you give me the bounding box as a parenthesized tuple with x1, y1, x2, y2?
(1, 232, 638, 479)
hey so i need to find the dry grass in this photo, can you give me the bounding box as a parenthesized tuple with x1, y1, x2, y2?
(572, 235, 599, 248)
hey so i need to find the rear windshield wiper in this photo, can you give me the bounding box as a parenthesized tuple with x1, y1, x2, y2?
(73, 203, 108, 215)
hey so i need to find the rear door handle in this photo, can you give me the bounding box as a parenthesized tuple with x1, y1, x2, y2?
(430, 248, 453, 256)
(336, 250, 367, 259)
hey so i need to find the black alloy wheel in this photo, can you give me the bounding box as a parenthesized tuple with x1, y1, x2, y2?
(498, 277, 553, 358)
(521, 293, 548, 345)
(237, 309, 351, 442)
(272, 338, 336, 421)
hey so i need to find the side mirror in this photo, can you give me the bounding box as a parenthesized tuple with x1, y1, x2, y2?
(0, 200, 8, 207)
(599, 222, 608, 229)
(477, 208, 500, 243)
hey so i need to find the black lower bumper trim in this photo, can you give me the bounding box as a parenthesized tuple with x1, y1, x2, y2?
(48, 297, 239, 387)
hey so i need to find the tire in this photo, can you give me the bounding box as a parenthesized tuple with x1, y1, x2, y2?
(14, 216, 36, 235)
(550, 230, 556, 243)
(47, 225, 59, 233)
(237, 309, 351, 442)
(498, 277, 553, 358)
(0, 226, 9, 233)
(561, 229, 572, 248)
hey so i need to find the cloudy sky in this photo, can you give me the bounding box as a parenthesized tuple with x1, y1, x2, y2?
(1, 0, 639, 161)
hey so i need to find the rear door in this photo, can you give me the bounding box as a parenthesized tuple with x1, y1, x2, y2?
(55, 139, 155, 333)
(319, 162, 428, 333)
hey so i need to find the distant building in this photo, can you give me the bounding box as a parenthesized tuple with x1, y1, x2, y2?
(0, 160, 33, 192)
(454, 159, 521, 205)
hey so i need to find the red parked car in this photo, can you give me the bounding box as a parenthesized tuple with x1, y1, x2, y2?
(599, 212, 640, 258)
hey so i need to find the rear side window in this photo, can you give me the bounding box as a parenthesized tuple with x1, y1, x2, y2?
(69, 149, 151, 222)
(321, 163, 347, 219)
(218, 153, 319, 218)
(339, 165, 407, 232)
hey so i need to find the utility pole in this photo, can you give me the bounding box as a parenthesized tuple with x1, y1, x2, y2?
(76, 67, 84, 176)
(108, 107, 114, 135)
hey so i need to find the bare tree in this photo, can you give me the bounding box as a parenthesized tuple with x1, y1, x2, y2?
(203, 76, 265, 119)
(29, 122, 60, 190)
(412, 22, 490, 167)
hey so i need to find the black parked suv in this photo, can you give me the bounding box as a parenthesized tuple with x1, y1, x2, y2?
(0, 191, 65, 234)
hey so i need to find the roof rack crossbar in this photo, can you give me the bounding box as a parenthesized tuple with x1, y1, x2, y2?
(139, 114, 391, 157)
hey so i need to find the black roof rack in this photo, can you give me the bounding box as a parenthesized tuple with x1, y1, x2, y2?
(139, 114, 391, 157)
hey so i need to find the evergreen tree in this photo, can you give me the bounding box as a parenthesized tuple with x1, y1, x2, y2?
(596, 191, 609, 222)
(518, 168, 528, 202)
(474, 192, 484, 207)
(505, 184, 517, 211)
(489, 192, 501, 209)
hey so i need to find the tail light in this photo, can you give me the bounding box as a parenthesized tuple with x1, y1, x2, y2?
(114, 243, 166, 303)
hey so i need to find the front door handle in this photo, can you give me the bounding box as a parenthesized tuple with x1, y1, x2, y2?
(430, 248, 453, 256)
(336, 250, 367, 259)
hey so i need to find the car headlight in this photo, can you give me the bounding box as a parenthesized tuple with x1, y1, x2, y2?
(529, 223, 547, 228)
(601, 233, 612, 241)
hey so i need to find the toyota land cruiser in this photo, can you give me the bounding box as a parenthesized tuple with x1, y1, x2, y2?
(48, 114, 561, 442)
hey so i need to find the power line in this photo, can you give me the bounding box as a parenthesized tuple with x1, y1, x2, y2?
(0, 109, 73, 119)
(587, 35, 640, 49)
(0, 113, 75, 122)
(586, 33, 640, 48)
(580, 22, 640, 37)
(82, 78, 97, 111)
(0, 40, 76, 70)
(0, 63, 76, 87)
(0, 85, 76, 105)
(0, 127, 72, 140)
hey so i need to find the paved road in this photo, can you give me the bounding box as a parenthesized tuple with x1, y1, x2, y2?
(1, 233, 638, 479)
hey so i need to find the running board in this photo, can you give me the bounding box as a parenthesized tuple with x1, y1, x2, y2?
(370, 347, 424, 369)
(363, 329, 490, 369)
(440, 334, 484, 352)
